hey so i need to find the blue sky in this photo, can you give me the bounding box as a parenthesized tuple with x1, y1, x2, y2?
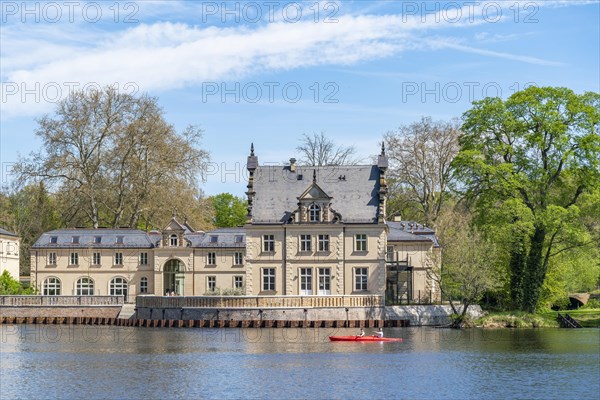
(1, 0, 599, 196)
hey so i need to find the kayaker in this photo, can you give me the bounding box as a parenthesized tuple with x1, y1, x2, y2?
(374, 328, 383, 338)
(357, 328, 365, 337)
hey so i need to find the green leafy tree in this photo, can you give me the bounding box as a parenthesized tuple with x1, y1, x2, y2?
(426, 209, 501, 328)
(210, 193, 247, 227)
(0, 183, 62, 275)
(456, 87, 600, 312)
(0, 270, 35, 295)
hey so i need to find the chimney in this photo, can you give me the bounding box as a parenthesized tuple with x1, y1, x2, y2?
(290, 158, 296, 173)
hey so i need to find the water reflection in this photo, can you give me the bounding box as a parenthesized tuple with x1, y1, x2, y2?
(1, 325, 598, 399)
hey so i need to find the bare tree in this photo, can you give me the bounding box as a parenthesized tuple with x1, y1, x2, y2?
(296, 132, 358, 166)
(16, 87, 210, 229)
(384, 117, 460, 227)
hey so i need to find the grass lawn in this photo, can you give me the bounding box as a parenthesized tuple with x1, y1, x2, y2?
(539, 308, 600, 328)
(476, 308, 600, 328)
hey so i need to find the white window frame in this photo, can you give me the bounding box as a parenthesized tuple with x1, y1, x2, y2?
(355, 234, 368, 252)
(299, 267, 313, 295)
(43, 277, 61, 295)
(354, 267, 368, 291)
(262, 268, 275, 291)
(300, 234, 312, 252)
(70, 252, 79, 266)
(386, 245, 394, 262)
(207, 276, 216, 291)
(318, 267, 331, 295)
(207, 252, 216, 265)
(233, 275, 244, 289)
(109, 277, 128, 297)
(76, 277, 94, 295)
(114, 252, 123, 266)
(318, 234, 330, 252)
(48, 252, 57, 265)
(308, 204, 320, 222)
(92, 252, 101, 266)
(234, 252, 243, 265)
(140, 252, 148, 265)
(170, 234, 178, 247)
(140, 277, 148, 293)
(263, 235, 275, 252)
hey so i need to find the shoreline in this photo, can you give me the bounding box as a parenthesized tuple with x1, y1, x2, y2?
(475, 309, 600, 329)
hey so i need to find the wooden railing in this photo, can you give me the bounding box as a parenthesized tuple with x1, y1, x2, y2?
(136, 295, 383, 309)
(0, 296, 124, 306)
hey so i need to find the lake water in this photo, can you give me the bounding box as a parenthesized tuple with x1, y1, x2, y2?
(1, 325, 598, 399)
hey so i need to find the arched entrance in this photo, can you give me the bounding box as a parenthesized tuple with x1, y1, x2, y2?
(163, 259, 185, 296)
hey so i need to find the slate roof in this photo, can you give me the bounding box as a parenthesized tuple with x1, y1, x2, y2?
(387, 221, 439, 247)
(252, 165, 381, 224)
(0, 228, 18, 237)
(187, 228, 246, 248)
(32, 229, 156, 249)
(32, 228, 246, 249)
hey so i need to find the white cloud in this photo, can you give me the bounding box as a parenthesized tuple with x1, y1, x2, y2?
(0, 0, 584, 118)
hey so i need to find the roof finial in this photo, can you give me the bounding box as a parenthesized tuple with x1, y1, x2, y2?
(313, 169, 317, 182)
(250, 143, 255, 156)
(172, 207, 177, 218)
(381, 141, 386, 156)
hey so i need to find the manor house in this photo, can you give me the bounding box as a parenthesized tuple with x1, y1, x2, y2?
(30, 145, 439, 304)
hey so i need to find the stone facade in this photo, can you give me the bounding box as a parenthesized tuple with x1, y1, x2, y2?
(30, 145, 439, 303)
(0, 228, 20, 279)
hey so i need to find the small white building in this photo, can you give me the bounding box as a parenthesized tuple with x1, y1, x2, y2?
(0, 228, 21, 279)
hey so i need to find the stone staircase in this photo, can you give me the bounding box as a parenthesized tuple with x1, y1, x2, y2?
(117, 304, 136, 320)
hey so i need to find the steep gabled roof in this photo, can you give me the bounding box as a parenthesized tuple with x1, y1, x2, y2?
(252, 165, 381, 224)
(163, 217, 193, 234)
(298, 181, 332, 201)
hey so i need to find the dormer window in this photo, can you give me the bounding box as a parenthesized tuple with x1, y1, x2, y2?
(210, 235, 218, 243)
(308, 204, 321, 222)
(94, 236, 102, 244)
(116, 236, 124, 245)
(170, 234, 178, 247)
(71, 236, 80, 244)
(234, 235, 243, 243)
(50, 236, 58, 244)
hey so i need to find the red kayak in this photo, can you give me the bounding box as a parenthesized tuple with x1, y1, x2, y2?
(329, 336, 403, 342)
